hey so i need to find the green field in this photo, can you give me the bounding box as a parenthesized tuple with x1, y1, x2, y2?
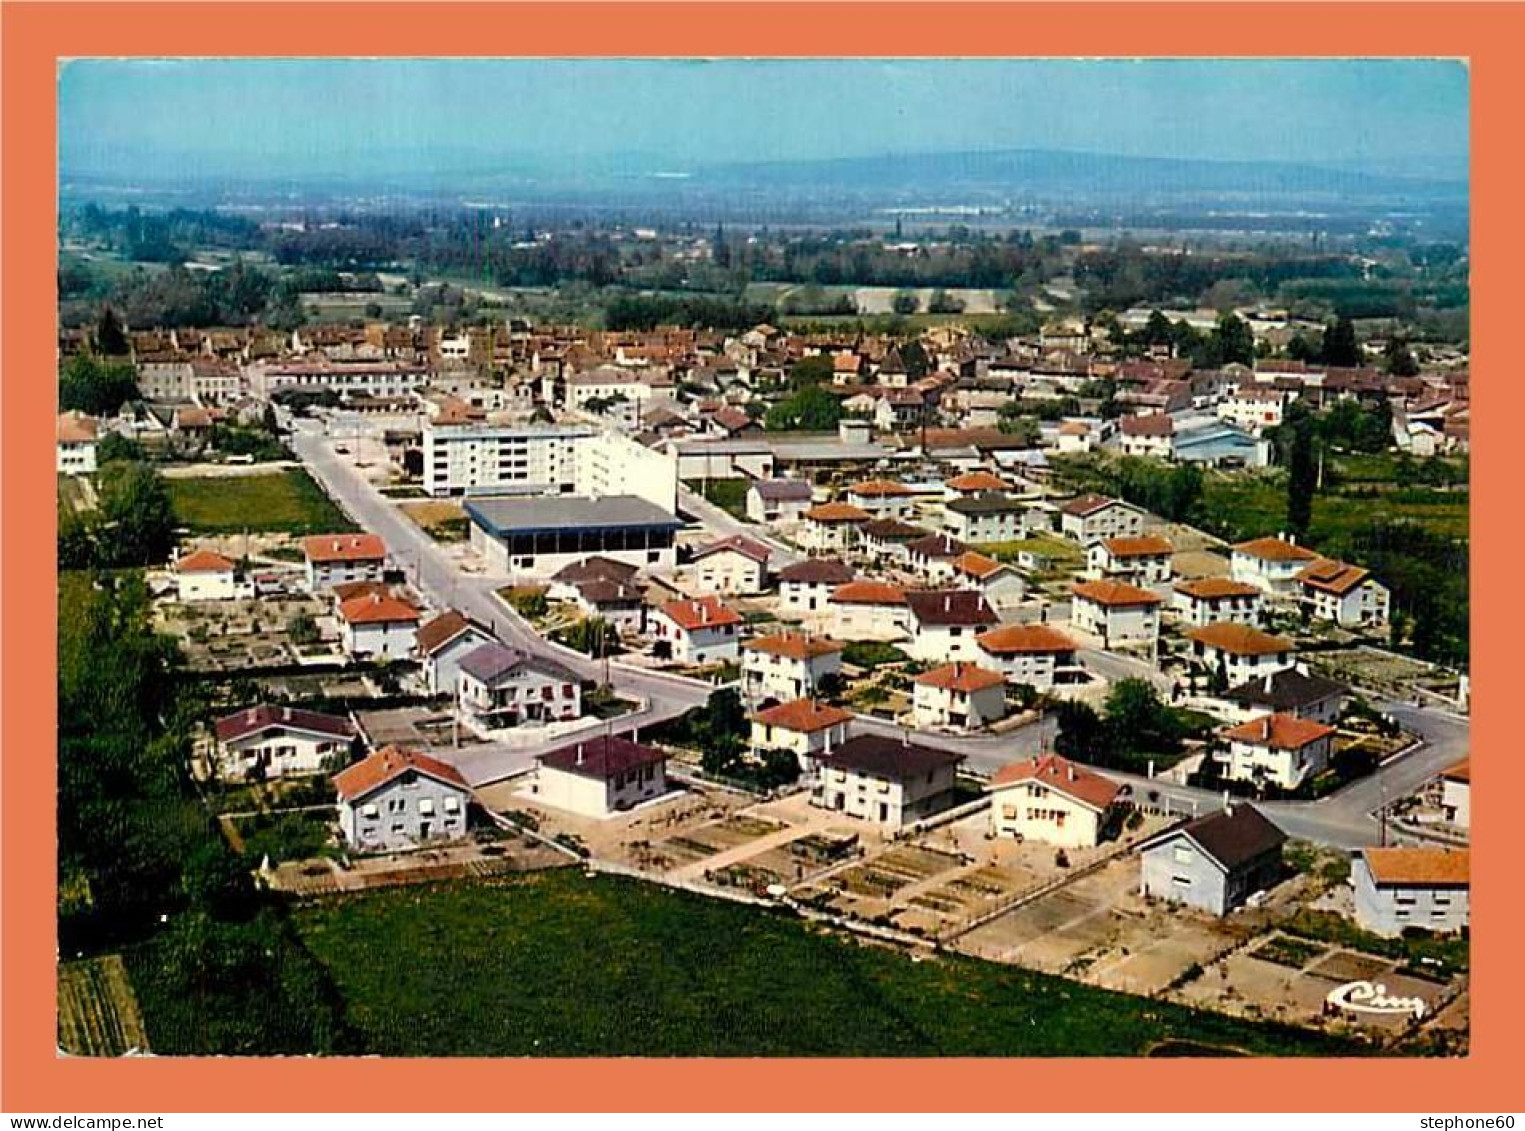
(691, 477, 751, 520)
(167, 469, 356, 535)
(1202, 474, 1469, 545)
(292, 871, 1366, 1057)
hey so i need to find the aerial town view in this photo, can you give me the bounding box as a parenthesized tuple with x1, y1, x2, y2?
(54, 58, 1470, 1059)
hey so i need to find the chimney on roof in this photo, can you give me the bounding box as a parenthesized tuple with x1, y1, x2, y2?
(282, 706, 292, 722)
(1223, 791, 1233, 815)
(1263, 673, 1273, 694)
(576, 744, 585, 766)
(1068, 765, 1076, 781)
(247, 708, 257, 725)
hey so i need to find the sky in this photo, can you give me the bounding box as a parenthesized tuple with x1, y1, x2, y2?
(58, 58, 1470, 182)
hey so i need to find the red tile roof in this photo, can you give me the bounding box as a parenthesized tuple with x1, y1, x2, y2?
(339, 591, 421, 625)
(1187, 623, 1293, 656)
(1100, 535, 1173, 558)
(752, 697, 853, 734)
(952, 550, 1004, 580)
(1296, 558, 1373, 596)
(1362, 847, 1469, 888)
(1223, 712, 1336, 750)
(989, 754, 1121, 812)
(1072, 579, 1163, 607)
(830, 580, 907, 606)
(805, 502, 872, 524)
(658, 595, 742, 631)
(849, 478, 915, 497)
(57, 410, 99, 443)
(333, 745, 470, 802)
(744, 631, 842, 661)
(1232, 536, 1319, 563)
(914, 662, 1005, 693)
(946, 471, 1010, 493)
(1443, 758, 1470, 784)
(415, 610, 488, 656)
(976, 624, 1079, 655)
(1174, 577, 1261, 600)
(176, 548, 236, 574)
(1061, 492, 1123, 517)
(304, 533, 387, 563)
(693, 535, 771, 565)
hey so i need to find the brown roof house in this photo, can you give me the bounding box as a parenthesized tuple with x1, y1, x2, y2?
(1138, 803, 1287, 915)
(335, 746, 473, 853)
(532, 735, 669, 818)
(808, 734, 964, 828)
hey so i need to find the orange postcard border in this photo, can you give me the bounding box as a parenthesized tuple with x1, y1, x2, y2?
(2, 4, 1512, 1113)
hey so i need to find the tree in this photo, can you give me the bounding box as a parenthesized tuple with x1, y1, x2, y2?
(1277, 399, 1319, 538)
(96, 461, 177, 567)
(96, 432, 145, 465)
(891, 290, 919, 315)
(1053, 699, 1109, 762)
(927, 289, 964, 314)
(765, 386, 842, 432)
(789, 354, 835, 390)
(1320, 315, 1361, 368)
(1286, 333, 1321, 363)
(1212, 313, 1256, 368)
(1384, 337, 1420, 377)
(1103, 678, 1183, 758)
(96, 305, 130, 356)
(59, 354, 140, 417)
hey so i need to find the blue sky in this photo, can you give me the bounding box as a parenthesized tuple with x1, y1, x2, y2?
(58, 58, 1469, 180)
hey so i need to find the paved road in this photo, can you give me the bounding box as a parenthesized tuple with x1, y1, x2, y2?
(289, 422, 1470, 842)
(290, 423, 711, 784)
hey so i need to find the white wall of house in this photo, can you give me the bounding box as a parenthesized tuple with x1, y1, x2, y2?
(340, 776, 469, 852)
(829, 602, 908, 642)
(1088, 547, 1172, 585)
(650, 614, 739, 665)
(307, 557, 385, 591)
(801, 521, 859, 554)
(1223, 734, 1332, 791)
(743, 650, 841, 704)
(177, 569, 239, 602)
(1230, 551, 1308, 596)
(750, 719, 850, 767)
(977, 648, 1063, 691)
(423, 630, 495, 696)
(459, 667, 582, 726)
(1195, 643, 1295, 687)
(218, 728, 349, 780)
(534, 760, 667, 818)
(1352, 858, 1469, 939)
(695, 549, 767, 596)
(1061, 505, 1143, 545)
(810, 762, 957, 827)
(1442, 778, 1470, 829)
(990, 783, 1106, 848)
(1174, 591, 1262, 627)
(1305, 580, 1391, 626)
(1071, 599, 1158, 646)
(906, 621, 986, 665)
(343, 618, 418, 660)
(912, 681, 1007, 730)
(57, 440, 98, 475)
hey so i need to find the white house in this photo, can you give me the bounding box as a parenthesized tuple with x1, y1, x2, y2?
(942, 495, 1027, 545)
(801, 502, 871, 554)
(951, 550, 1028, 610)
(212, 704, 356, 781)
(1230, 535, 1321, 597)
(415, 610, 497, 696)
(1353, 847, 1469, 938)
(904, 532, 971, 585)
(903, 589, 998, 664)
(532, 735, 669, 818)
(1117, 413, 1175, 458)
(174, 548, 240, 602)
(912, 662, 1008, 731)
(1188, 623, 1296, 688)
(746, 478, 814, 523)
(974, 623, 1081, 691)
(1087, 535, 1173, 586)
(338, 590, 422, 660)
(845, 479, 918, 520)
(750, 698, 853, 769)
(691, 535, 771, 596)
(1296, 559, 1390, 627)
(828, 580, 910, 641)
(808, 734, 963, 827)
(1070, 579, 1162, 649)
(650, 595, 742, 665)
(777, 557, 855, 619)
(57, 411, 100, 475)
(1223, 667, 1347, 726)
(1059, 494, 1146, 545)
(742, 631, 843, 704)
(1218, 712, 1336, 791)
(1172, 577, 1263, 628)
(304, 533, 388, 591)
(988, 754, 1122, 848)
(456, 641, 583, 727)
(335, 746, 473, 853)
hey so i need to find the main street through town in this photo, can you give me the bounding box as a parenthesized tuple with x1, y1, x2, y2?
(290, 419, 1468, 849)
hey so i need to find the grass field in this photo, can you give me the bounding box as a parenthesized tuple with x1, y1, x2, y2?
(400, 500, 470, 542)
(692, 477, 751, 520)
(292, 871, 1366, 1057)
(168, 469, 356, 535)
(58, 954, 150, 1056)
(1202, 474, 1468, 545)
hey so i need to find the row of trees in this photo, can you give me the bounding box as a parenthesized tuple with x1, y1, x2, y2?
(1052, 679, 1193, 773)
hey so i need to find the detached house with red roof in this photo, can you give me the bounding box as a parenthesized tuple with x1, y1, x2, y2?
(742, 632, 843, 704)
(1353, 847, 1469, 938)
(1087, 535, 1174, 586)
(336, 746, 473, 852)
(1296, 558, 1390, 627)
(913, 662, 1008, 731)
(175, 548, 240, 602)
(1219, 713, 1336, 791)
(1071, 579, 1162, 649)
(1230, 535, 1320, 597)
(213, 704, 357, 781)
(975, 624, 1081, 691)
(304, 533, 388, 590)
(829, 580, 910, 641)
(1188, 623, 1296, 688)
(951, 550, 1027, 610)
(750, 698, 853, 766)
(57, 410, 99, 475)
(691, 535, 771, 596)
(651, 595, 742, 665)
(988, 754, 1122, 848)
(801, 501, 871, 554)
(1173, 577, 1263, 628)
(845, 479, 917, 520)
(532, 735, 669, 818)
(1440, 759, 1470, 831)
(338, 590, 422, 660)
